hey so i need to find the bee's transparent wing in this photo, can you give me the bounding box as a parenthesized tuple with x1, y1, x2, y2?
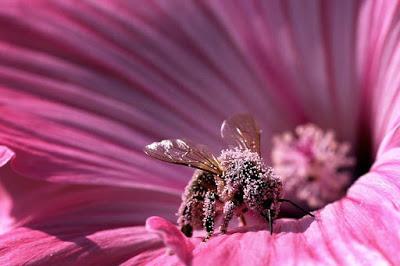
(221, 113, 261, 154)
(144, 139, 222, 175)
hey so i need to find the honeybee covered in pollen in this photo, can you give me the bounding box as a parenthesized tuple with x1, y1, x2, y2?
(145, 114, 314, 240)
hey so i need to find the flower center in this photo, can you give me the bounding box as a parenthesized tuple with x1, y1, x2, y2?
(271, 124, 355, 211)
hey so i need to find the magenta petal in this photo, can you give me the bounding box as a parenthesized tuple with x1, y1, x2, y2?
(0, 0, 374, 191)
(146, 216, 194, 265)
(0, 225, 164, 265)
(0, 105, 188, 193)
(0, 163, 180, 230)
(188, 186, 399, 265)
(0, 146, 13, 167)
(358, 0, 400, 146)
(0, 164, 182, 264)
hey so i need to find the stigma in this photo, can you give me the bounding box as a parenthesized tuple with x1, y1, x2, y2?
(271, 124, 355, 209)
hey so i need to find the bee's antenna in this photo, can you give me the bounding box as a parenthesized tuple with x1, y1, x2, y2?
(267, 209, 273, 235)
(278, 199, 315, 217)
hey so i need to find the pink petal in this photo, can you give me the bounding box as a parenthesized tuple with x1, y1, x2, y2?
(357, 0, 400, 147)
(0, 0, 376, 191)
(0, 225, 164, 265)
(207, 0, 362, 143)
(0, 163, 181, 264)
(146, 216, 194, 265)
(189, 193, 399, 266)
(0, 101, 188, 193)
(120, 248, 171, 266)
(0, 162, 180, 231)
(0, 145, 13, 167)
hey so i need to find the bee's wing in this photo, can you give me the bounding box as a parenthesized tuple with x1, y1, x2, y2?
(144, 139, 222, 175)
(221, 113, 261, 154)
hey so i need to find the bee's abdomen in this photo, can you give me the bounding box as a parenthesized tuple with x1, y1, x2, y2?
(187, 170, 217, 195)
(177, 170, 217, 231)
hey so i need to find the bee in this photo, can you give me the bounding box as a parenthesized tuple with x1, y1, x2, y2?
(144, 114, 313, 240)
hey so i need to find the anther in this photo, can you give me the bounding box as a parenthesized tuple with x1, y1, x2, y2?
(272, 124, 355, 209)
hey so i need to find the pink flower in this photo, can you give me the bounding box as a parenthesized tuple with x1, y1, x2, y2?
(0, 0, 400, 265)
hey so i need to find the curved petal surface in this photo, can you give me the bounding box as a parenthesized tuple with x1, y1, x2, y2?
(0, 0, 378, 189)
(0, 225, 164, 266)
(357, 0, 400, 148)
(0, 162, 180, 265)
(0, 162, 180, 233)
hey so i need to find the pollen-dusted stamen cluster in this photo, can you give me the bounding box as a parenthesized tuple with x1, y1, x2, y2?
(272, 124, 355, 209)
(218, 148, 282, 219)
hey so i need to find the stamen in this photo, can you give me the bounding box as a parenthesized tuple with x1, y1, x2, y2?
(271, 124, 355, 209)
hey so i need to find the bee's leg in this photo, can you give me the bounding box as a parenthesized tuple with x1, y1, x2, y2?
(219, 200, 237, 234)
(258, 208, 274, 235)
(267, 209, 273, 235)
(178, 200, 196, 237)
(278, 198, 315, 217)
(202, 191, 216, 241)
(178, 197, 203, 237)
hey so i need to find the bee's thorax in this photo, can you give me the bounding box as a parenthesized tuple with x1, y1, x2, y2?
(218, 148, 282, 215)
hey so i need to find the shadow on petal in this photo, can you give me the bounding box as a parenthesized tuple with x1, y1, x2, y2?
(275, 216, 316, 234)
